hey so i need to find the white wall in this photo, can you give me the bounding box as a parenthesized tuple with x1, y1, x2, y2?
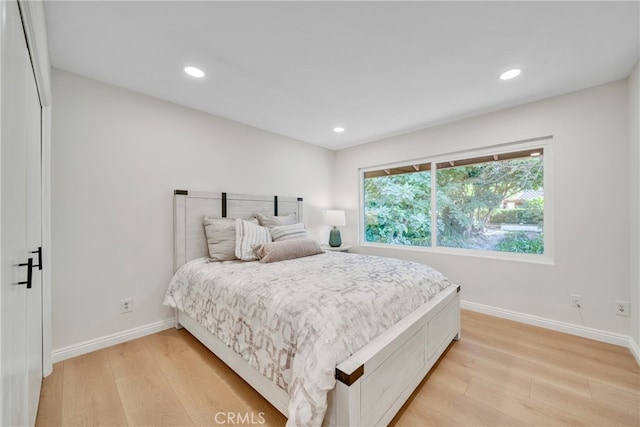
(51, 69, 335, 350)
(629, 61, 639, 351)
(52, 67, 637, 353)
(335, 80, 631, 336)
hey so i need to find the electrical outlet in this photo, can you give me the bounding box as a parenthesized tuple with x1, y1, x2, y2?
(570, 294, 582, 308)
(120, 298, 133, 314)
(614, 300, 629, 317)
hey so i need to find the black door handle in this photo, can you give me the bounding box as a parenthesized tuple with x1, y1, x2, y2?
(18, 258, 33, 289)
(31, 247, 42, 270)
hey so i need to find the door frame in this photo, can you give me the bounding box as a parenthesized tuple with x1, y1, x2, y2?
(18, 0, 52, 377)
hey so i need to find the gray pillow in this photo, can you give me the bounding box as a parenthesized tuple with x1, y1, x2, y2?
(203, 217, 237, 261)
(253, 239, 323, 263)
(256, 213, 297, 228)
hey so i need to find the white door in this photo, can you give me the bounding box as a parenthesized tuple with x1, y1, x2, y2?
(0, 1, 43, 425)
(25, 43, 43, 427)
(1, 0, 30, 424)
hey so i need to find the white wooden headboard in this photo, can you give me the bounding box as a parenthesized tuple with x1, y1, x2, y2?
(173, 190, 304, 271)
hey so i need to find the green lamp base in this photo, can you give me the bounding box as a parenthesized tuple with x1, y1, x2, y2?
(329, 227, 342, 247)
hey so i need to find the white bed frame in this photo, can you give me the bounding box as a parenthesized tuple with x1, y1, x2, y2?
(173, 190, 461, 426)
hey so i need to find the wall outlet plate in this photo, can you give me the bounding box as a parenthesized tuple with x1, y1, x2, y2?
(120, 298, 133, 314)
(570, 294, 582, 308)
(614, 300, 629, 317)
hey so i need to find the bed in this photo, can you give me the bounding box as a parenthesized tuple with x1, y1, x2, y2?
(166, 190, 460, 426)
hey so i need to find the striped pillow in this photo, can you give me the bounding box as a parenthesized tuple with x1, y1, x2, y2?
(270, 223, 307, 241)
(235, 219, 272, 261)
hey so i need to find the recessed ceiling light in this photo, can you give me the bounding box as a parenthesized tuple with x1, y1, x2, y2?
(530, 152, 541, 157)
(184, 66, 205, 78)
(500, 69, 521, 80)
(333, 127, 345, 133)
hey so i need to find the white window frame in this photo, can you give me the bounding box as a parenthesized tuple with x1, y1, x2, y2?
(359, 137, 554, 264)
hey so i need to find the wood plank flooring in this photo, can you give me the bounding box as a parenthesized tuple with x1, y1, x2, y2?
(36, 310, 639, 426)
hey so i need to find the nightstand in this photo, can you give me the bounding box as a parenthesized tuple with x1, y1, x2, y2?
(322, 244, 352, 253)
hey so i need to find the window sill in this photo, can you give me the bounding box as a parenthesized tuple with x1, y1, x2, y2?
(359, 242, 555, 265)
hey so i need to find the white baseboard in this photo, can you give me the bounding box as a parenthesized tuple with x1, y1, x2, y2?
(461, 300, 634, 351)
(51, 306, 640, 367)
(52, 318, 175, 363)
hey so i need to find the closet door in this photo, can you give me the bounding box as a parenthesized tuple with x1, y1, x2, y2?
(0, 1, 42, 425)
(25, 41, 43, 427)
(1, 0, 30, 424)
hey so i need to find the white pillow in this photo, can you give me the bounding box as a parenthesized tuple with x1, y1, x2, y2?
(235, 219, 272, 261)
(270, 223, 307, 241)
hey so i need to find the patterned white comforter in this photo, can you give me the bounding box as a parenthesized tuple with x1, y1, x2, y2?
(163, 251, 450, 426)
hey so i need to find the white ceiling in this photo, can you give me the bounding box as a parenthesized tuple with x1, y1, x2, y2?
(44, 1, 639, 150)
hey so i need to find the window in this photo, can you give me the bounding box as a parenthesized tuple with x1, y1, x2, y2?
(362, 145, 547, 256)
(364, 163, 432, 247)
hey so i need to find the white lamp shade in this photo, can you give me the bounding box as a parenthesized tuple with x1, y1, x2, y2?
(324, 210, 346, 226)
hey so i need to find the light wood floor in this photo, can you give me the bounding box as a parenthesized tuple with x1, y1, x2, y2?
(36, 310, 639, 427)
